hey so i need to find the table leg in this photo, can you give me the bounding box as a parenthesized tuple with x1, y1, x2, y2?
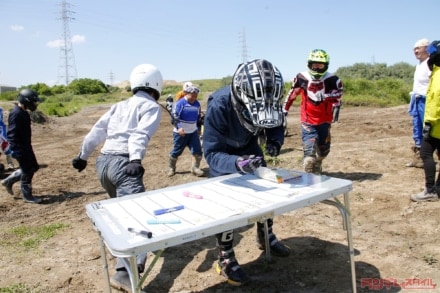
(98, 235, 112, 293)
(263, 220, 272, 262)
(322, 194, 357, 293)
(343, 192, 357, 293)
(138, 250, 164, 290)
(120, 256, 140, 293)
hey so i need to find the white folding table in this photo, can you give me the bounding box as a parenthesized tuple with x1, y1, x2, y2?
(86, 171, 356, 293)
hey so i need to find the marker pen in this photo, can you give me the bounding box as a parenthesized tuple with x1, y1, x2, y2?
(147, 219, 181, 224)
(127, 227, 152, 238)
(183, 191, 203, 199)
(153, 205, 184, 216)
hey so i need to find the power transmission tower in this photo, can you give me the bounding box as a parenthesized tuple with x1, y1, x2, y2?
(57, 0, 77, 85)
(239, 28, 249, 63)
(108, 70, 115, 86)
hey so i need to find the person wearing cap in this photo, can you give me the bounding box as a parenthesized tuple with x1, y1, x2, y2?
(168, 85, 205, 177)
(175, 81, 194, 101)
(411, 40, 440, 202)
(406, 38, 431, 168)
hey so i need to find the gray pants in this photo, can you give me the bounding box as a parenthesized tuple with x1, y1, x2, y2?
(96, 154, 147, 272)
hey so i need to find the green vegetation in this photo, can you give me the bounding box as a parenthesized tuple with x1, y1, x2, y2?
(0, 283, 39, 293)
(0, 62, 415, 118)
(1, 223, 69, 251)
(334, 62, 413, 107)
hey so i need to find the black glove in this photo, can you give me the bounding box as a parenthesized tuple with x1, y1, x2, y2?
(266, 140, 281, 157)
(72, 156, 87, 172)
(236, 155, 262, 174)
(126, 159, 145, 176)
(423, 123, 432, 141)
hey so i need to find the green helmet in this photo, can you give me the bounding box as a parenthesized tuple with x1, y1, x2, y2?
(307, 49, 330, 79)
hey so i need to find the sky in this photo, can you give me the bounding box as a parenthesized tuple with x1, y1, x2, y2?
(0, 0, 439, 88)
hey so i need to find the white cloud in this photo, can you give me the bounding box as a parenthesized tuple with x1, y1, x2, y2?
(10, 25, 24, 31)
(46, 34, 86, 48)
(46, 39, 64, 48)
(71, 34, 85, 44)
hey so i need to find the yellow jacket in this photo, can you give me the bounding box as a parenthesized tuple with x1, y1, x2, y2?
(424, 65, 440, 138)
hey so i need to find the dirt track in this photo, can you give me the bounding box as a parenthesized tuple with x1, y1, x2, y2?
(0, 103, 439, 292)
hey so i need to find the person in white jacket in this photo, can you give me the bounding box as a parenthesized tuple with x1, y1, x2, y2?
(71, 63, 163, 292)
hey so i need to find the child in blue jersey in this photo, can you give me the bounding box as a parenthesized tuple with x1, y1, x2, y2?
(168, 85, 204, 177)
(0, 107, 15, 170)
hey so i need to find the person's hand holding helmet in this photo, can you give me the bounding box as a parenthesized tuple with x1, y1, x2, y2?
(236, 155, 262, 174)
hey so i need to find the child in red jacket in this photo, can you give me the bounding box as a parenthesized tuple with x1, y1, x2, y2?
(283, 49, 343, 174)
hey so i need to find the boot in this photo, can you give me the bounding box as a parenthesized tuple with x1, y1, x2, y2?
(191, 154, 204, 177)
(6, 154, 15, 170)
(406, 146, 424, 168)
(303, 156, 316, 173)
(1, 169, 22, 195)
(167, 156, 177, 177)
(215, 231, 250, 286)
(314, 156, 324, 175)
(256, 220, 290, 257)
(21, 183, 42, 204)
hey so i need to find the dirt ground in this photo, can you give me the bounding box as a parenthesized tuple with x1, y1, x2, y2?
(0, 99, 439, 293)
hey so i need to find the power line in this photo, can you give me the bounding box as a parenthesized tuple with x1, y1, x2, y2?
(57, 0, 77, 85)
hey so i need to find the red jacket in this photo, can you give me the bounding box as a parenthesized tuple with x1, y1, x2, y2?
(283, 71, 343, 125)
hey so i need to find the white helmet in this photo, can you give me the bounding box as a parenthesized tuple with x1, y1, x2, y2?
(130, 64, 163, 99)
(183, 81, 193, 91)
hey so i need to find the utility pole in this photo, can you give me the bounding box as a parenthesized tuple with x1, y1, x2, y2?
(57, 0, 77, 85)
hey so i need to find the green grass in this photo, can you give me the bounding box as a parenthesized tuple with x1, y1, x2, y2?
(0, 283, 40, 293)
(0, 224, 67, 292)
(1, 223, 69, 250)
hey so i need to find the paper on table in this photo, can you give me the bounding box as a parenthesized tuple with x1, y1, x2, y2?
(254, 167, 302, 183)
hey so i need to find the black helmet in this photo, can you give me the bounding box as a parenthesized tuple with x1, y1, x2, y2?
(18, 89, 41, 111)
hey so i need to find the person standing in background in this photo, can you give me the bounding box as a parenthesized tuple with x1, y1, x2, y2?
(1, 89, 41, 203)
(411, 40, 440, 202)
(167, 85, 204, 177)
(0, 107, 15, 170)
(406, 38, 431, 168)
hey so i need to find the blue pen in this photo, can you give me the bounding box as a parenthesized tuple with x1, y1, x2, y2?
(153, 205, 184, 216)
